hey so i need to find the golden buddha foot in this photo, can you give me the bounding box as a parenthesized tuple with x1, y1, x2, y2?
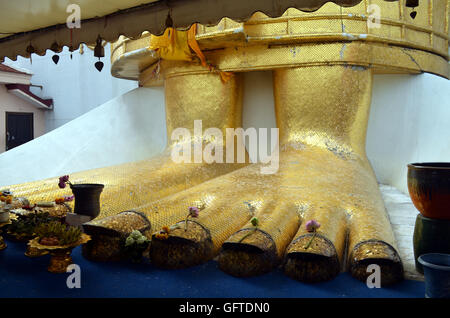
(8, 72, 247, 220)
(149, 65, 403, 285)
(9, 0, 446, 285)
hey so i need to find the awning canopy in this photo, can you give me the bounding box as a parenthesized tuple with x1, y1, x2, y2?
(0, 0, 403, 62)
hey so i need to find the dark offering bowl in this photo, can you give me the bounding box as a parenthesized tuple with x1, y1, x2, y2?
(407, 163, 450, 220)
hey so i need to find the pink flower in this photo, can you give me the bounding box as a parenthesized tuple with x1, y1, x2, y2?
(59, 175, 69, 183)
(305, 219, 321, 233)
(64, 195, 74, 202)
(58, 175, 71, 189)
(185, 206, 200, 231)
(188, 206, 199, 217)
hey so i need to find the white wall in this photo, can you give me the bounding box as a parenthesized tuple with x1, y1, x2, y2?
(4, 44, 137, 132)
(0, 70, 448, 195)
(242, 71, 277, 162)
(366, 73, 450, 194)
(0, 86, 166, 186)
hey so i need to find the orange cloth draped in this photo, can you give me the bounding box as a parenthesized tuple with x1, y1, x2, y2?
(149, 24, 233, 83)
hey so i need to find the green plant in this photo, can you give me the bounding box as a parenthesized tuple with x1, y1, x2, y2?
(34, 221, 82, 246)
(7, 212, 57, 238)
(123, 230, 150, 262)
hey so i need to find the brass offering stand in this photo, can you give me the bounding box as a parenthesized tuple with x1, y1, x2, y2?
(28, 233, 90, 273)
(0, 214, 48, 257)
(0, 222, 9, 251)
(0, 214, 17, 250)
(24, 244, 49, 258)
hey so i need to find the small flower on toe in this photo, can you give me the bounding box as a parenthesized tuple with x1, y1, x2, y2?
(154, 233, 168, 240)
(131, 230, 142, 240)
(305, 219, 321, 233)
(188, 206, 199, 218)
(162, 226, 170, 233)
(304, 219, 321, 250)
(185, 206, 200, 231)
(155, 226, 170, 240)
(123, 230, 150, 263)
(125, 236, 135, 247)
(250, 217, 259, 227)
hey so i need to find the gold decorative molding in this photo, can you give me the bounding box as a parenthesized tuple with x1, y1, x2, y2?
(111, 0, 449, 83)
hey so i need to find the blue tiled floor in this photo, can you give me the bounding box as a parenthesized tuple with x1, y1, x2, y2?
(0, 240, 424, 298)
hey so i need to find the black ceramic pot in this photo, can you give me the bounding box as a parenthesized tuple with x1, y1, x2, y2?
(70, 184, 104, 219)
(413, 214, 450, 273)
(418, 253, 450, 298)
